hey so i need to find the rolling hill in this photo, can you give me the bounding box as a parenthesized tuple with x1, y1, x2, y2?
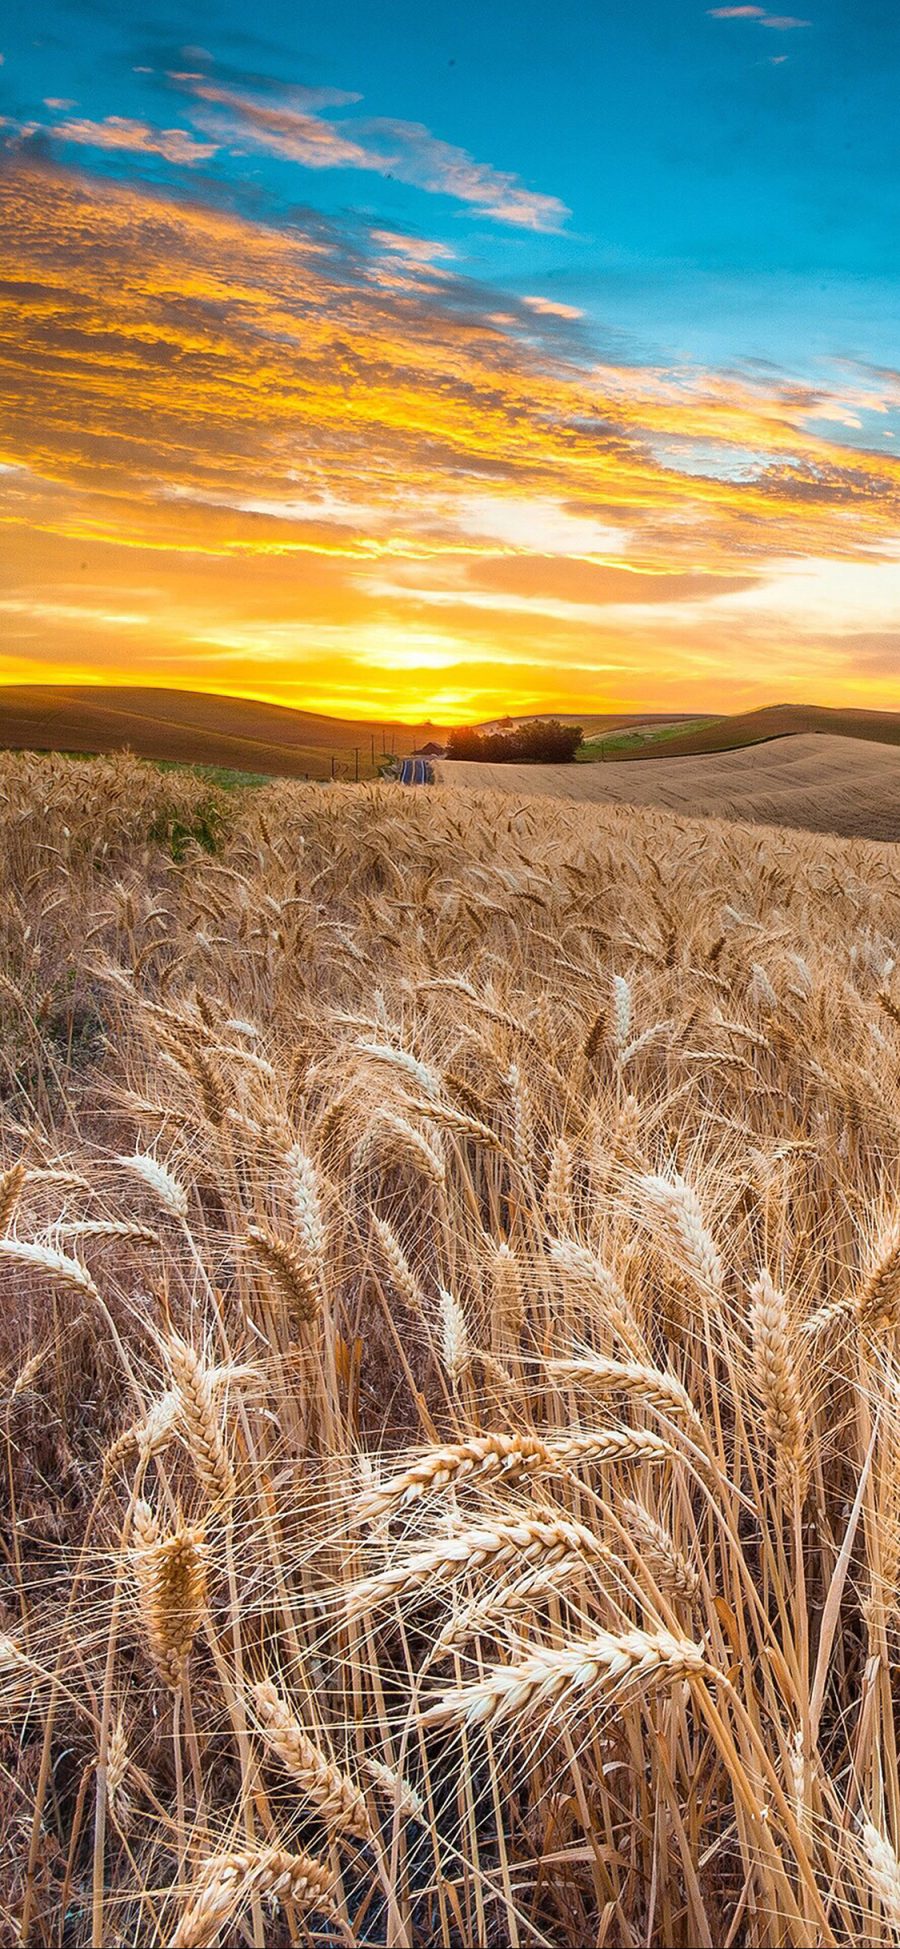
(435, 732, 900, 841)
(601, 701, 900, 760)
(0, 685, 448, 780)
(0, 689, 712, 778)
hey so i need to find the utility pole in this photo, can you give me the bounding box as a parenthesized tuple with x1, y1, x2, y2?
(371, 733, 376, 769)
(330, 754, 336, 780)
(354, 747, 359, 782)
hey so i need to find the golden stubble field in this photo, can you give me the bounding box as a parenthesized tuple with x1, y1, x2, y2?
(437, 731, 900, 841)
(3, 750, 900, 1947)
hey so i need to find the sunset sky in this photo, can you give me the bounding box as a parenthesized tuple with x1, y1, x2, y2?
(1, 0, 898, 721)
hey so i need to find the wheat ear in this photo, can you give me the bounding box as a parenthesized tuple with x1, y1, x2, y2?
(372, 1215, 427, 1316)
(355, 1432, 554, 1519)
(60, 1219, 160, 1246)
(546, 1353, 696, 1421)
(857, 1218, 900, 1332)
(640, 1173, 724, 1297)
(166, 1335, 236, 1507)
(438, 1286, 469, 1382)
(116, 1151, 188, 1219)
(621, 1497, 700, 1605)
(346, 1515, 607, 1619)
(863, 1822, 900, 1935)
(424, 1624, 709, 1730)
(171, 1846, 339, 1948)
(749, 1270, 809, 1493)
(245, 1224, 321, 1325)
(132, 1501, 207, 1690)
(0, 1160, 25, 1233)
(251, 1680, 370, 1839)
(0, 1237, 99, 1300)
(107, 1713, 132, 1835)
(436, 1554, 590, 1652)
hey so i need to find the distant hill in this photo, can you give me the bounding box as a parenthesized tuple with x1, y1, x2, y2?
(3, 689, 899, 781)
(0, 685, 449, 780)
(608, 702, 900, 760)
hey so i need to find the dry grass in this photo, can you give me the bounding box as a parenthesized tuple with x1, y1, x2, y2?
(3, 748, 900, 1945)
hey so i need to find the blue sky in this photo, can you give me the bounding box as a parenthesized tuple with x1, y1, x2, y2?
(6, 0, 898, 374)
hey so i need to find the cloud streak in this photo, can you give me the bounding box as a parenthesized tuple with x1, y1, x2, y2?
(53, 115, 217, 164)
(708, 6, 811, 24)
(174, 73, 569, 229)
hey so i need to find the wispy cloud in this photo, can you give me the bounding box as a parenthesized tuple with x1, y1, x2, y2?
(174, 72, 569, 230)
(52, 115, 217, 165)
(370, 231, 456, 265)
(708, 5, 810, 22)
(522, 295, 584, 319)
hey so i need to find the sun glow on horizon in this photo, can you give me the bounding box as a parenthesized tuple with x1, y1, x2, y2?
(1, 30, 898, 719)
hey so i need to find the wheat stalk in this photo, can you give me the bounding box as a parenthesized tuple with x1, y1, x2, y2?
(490, 1241, 524, 1339)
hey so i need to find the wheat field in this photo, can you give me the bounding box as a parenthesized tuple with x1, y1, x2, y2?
(436, 731, 900, 841)
(4, 750, 900, 1947)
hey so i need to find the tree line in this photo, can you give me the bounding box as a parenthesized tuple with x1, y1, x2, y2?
(445, 719, 583, 763)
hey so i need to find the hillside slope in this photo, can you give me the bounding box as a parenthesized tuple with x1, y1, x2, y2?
(0, 684, 446, 779)
(606, 701, 900, 760)
(436, 731, 900, 840)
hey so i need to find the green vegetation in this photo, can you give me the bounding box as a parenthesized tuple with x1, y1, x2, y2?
(577, 716, 719, 761)
(145, 764, 266, 860)
(151, 759, 271, 790)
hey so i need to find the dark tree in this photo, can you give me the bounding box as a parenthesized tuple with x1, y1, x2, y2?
(445, 719, 583, 763)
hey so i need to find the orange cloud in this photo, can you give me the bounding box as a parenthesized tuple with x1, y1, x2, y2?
(0, 156, 898, 719)
(522, 295, 583, 319)
(52, 115, 217, 164)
